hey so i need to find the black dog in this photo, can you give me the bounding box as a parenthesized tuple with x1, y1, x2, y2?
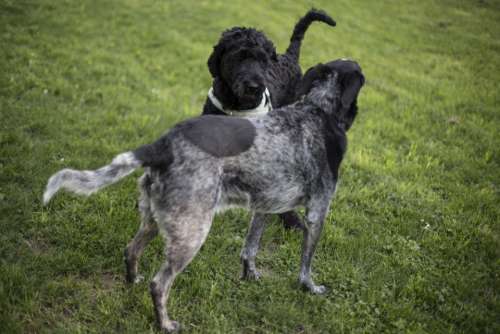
(203, 8, 336, 114)
(203, 8, 336, 229)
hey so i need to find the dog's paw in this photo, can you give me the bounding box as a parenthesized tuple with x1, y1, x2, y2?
(161, 320, 181, 333)
(241, 258, 262, 281)
(299, 279, 328, 295)
(125, 273, 144, 284)
(241, 269, 261, 281)
(310, 284, 327, 295)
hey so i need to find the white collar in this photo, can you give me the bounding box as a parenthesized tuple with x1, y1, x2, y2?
(208, 87, 272, 117)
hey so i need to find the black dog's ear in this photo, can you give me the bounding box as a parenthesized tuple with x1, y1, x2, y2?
(208, 44, 225, 78)
(341, 70, 365, 111)
(263, 40, 278, 61)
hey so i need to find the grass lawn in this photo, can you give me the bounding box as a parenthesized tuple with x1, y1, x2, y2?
(1, 0, 499, 332)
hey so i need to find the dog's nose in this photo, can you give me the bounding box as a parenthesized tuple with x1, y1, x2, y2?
(244, 82, 260, 95)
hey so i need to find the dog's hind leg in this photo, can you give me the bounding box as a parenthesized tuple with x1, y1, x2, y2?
(241, 213, 267, 280)
(125, 174, 158, 283)
(298, 195, 331, 294)
(150, 209, 215, 333)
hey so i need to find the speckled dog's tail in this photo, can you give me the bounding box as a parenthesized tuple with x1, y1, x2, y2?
(43, 151, 141, 205)
(286, 8, 336, 61)
(43, 137, 173, 205)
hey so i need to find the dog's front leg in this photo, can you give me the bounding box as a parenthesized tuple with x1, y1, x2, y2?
(241, 212, 267, 280)
(299, 198, 330, 294)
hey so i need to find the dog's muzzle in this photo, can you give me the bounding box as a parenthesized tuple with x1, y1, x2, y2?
(208, 87, 273, 117)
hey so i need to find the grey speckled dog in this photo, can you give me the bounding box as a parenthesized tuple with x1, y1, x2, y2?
(43, 60, 364, 333)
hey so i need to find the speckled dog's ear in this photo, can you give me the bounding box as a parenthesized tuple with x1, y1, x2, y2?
(295, 63, 330, 98)
(304, 72, 338, 113)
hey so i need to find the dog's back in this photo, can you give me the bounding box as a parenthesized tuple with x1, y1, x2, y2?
(218, 109, 330, 212)
(134, 109, 331, 213)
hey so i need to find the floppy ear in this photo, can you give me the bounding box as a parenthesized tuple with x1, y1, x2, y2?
(263, 41, 278, 61)
(207, 44, 225, 78)
(340, 70, 365, 130)
(341, 71, 365, 111)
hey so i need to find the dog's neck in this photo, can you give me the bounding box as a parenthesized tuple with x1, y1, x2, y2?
(208, 80, 272, 117)
(301, 73, 349, 131)
(301, 96, 347, 133)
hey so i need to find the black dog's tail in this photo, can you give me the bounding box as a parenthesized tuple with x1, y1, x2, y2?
(286, 8, 336, 61)
(43, 138, 173, 205)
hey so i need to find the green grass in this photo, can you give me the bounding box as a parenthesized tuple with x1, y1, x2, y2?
(1, 0, 499, 332)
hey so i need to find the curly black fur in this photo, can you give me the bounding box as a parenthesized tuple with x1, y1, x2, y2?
(202, 8, 336, 114)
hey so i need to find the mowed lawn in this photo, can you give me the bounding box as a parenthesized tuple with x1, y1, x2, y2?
(1, 0, 499, 333)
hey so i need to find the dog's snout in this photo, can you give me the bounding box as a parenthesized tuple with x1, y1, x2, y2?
(244, 81, 261, 95)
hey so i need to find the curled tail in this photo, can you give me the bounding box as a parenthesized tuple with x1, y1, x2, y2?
(286, 8, 336, 61)
(43, 152, 141, 205)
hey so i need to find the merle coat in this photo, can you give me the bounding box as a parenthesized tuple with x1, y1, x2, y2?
(43, 61, 365, 333)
